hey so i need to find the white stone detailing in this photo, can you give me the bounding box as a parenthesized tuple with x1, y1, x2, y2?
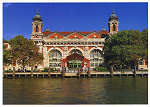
(63, 47, 68, 58)
(43, 46, 49, 68)
(84, 46, 89, 59)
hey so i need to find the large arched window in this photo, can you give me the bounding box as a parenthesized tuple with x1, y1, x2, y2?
(90, 49, 104, 69)
(49, 49, 62, 69)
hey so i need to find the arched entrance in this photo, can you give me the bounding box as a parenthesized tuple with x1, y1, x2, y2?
(68, 49, 83, 70)
(62, 49, 90, 72)
(67, 53, 83, 70)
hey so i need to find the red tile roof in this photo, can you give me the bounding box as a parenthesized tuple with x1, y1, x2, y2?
(42, 31, 109, 36)
(43, 31, 52, 35)
(100, 30, 109, 35)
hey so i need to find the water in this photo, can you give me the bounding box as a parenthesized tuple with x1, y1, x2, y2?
(3, 77, 148, 104)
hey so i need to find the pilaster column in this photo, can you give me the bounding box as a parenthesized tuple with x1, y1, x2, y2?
(63, 46, 68, 58)
(43, 46, 49, 68)
(84, 46, 90, 59)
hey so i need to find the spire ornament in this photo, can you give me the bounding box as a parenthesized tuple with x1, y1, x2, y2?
(45, 25, 50, 32)
(102, 25, 106, 31)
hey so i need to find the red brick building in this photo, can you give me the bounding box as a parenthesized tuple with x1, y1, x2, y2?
(30, 11, 119, 71)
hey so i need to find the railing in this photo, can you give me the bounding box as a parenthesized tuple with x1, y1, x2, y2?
(3, 70, 148, 79)
(3, 68, 148, 74)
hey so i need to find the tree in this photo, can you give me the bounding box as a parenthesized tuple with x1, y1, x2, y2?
(3, 43, 12, 66)
(8, 35, 43, 70)
(140, 29, 148, 63)
(3, 39, 8, 43)
(104, 30, 148, 74)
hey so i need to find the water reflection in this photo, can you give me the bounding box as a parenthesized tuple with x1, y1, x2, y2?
(3, 77, 148, 104)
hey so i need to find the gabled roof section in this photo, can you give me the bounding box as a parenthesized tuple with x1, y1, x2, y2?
(42, 31, 109, 38)
(43, 31, 72, 37)
(67, 32, 84, 39)
(46, 32, 63, 39)
(43, 31, 52, 35)
(100, 30, 109, 35)
(87, 31, 101, 38)
(79, 32, 91, 35)
(59, 32, 73, 36)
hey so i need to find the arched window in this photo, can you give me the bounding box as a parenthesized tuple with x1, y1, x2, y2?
(113, 24, 116, 31)
(90, 49, 104, 69)
(49, 49, 62, 69)
(35, 25, 39, 32)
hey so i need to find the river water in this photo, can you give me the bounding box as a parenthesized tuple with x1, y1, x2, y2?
(3, 77, 148, 104)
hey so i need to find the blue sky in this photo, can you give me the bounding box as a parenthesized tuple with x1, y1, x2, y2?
(3, 2, 148, 40)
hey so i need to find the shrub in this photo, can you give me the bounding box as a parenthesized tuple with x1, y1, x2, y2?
(4, 69, 13, 72)
(43, 68, 49, 72)
(95, 66, 108, 72)
(50, 68, 55, 72)
(26, 70, 31, 72)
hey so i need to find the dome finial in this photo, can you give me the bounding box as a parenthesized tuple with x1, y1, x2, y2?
(111, 9, 116, 16)
(112, 9, 115, 14)
(36, 9, 39, 15)
(102, 25, 106, 31)
(45, 25, 50, 32)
